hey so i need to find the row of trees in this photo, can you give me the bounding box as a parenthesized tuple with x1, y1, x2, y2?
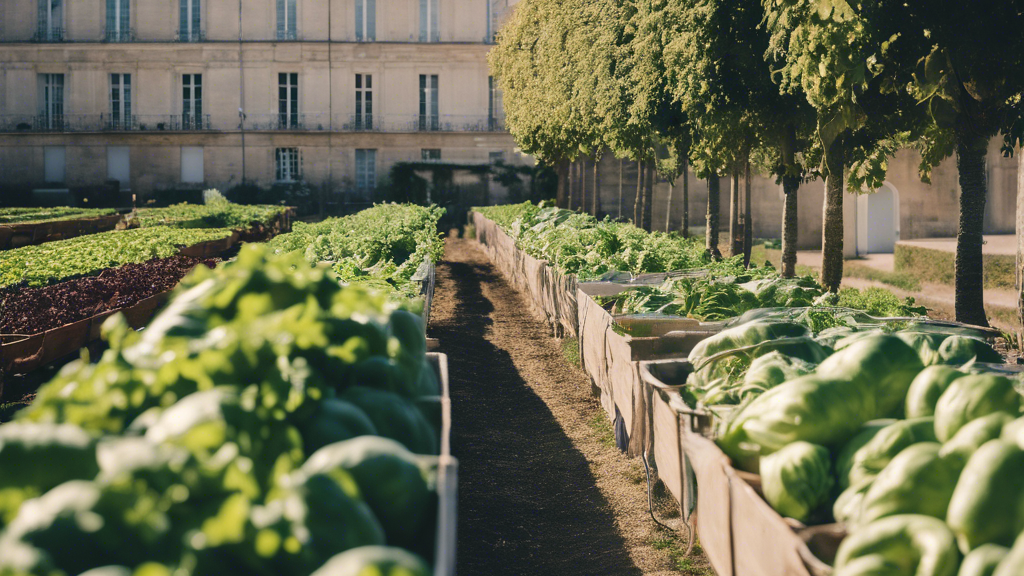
(490, 0, 1024, 329)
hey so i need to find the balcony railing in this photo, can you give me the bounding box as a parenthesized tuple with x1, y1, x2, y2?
(0, 113, 504, 134)
(33, 27, 65, 42)
(104, 29, 137, 42)
(342, 114, 383, 132)
(0, 114, 212, 133)
(176, 29, 207, 42)
(244, 114, 507, 133)
(244, 113, 333, 131)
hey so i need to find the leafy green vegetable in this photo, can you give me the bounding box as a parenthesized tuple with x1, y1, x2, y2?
(0, 227, 232, 289)
(857, 442, 964, 526)
(959, 544, 1009, 576)
(760, 441, 833, 522)
(833, 514, 961, 576)
(934, 375, 1021, 442)
(839, 418, 937, 490)
(947, 439, 1024, 551)
(0, 207, 117, 225)
(310, 546, 431, 576)
(0, 245, 439, 575)
(475, 202, 747, 280)
(269, 204, 444, 300)
(135, 202, 285, 230)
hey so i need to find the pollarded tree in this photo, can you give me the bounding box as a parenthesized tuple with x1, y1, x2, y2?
(762, 0, 935, 293)
(900, 3, 1024, 327)
(765, 0, 1024, 323)
(489, 0, 605, 210)
(663, 0, 816, 265)
(662, 0, 750, 259)
(620, 0, 693, 235)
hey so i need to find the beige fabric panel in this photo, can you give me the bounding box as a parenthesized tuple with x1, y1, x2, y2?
(650, 388, 684, 503)
(729, 470, 815, 576)
(607, 328, 638, 432)
(577, 289, 616, 421)
(684, 432, 735, 576)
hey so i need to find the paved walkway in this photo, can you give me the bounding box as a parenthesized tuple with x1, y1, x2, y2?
(791, 240, 1018, 330)
(899, 235, 1016, 256)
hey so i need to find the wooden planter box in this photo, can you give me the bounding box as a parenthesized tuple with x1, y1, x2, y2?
(0, 213, 124, 250)
(638, 358, 839, 576)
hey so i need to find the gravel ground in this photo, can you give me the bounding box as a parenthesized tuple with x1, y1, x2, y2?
(430, 237, 712, 576)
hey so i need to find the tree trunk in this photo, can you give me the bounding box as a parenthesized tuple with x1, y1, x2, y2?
(729, 170, 741, 257)
(592, 158, 601, 217)
(617, 159, 624, 219)
(666, 181, 674, 232)
(682, 157, 689, 238)
(820, 137, 845, 293)
(1017, 149, 1024, 347)
(581, 158, 589, 214)
(954, 122, 990, 327)
(781, 128, 799, 277)
(556, 159, 569, 209)
(781, 174, 800, 278)
(706, 173, 722, 259)
(743, 158, 753, 267)
(642, 162, 654, 231)
(630, 161, 638, 226)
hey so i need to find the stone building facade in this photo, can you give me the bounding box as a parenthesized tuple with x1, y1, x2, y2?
(0, 0, 528, 204)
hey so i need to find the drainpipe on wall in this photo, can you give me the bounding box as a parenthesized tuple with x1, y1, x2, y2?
(326, 0, 333, 215)
(238, 0, 246, 183)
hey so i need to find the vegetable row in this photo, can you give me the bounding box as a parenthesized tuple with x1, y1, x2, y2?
(0, 208, 117, 226)
(474, 202, 748, 280)
(0, 245, 445, 576)
(134, 196, 286, 231)
(268, 204, 445, 301)
(596, 274, 927, 322)
(0, 227, 234, 289)
(682, 312, 1023, 575)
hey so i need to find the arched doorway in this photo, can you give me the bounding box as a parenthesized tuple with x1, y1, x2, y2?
(856, 182, 900, 254)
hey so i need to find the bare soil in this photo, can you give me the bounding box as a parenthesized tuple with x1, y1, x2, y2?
(430, 237, 712, 576)
(1, 256, 216, 336)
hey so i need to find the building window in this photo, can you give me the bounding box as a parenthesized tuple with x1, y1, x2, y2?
(488, 76, 503, 131)
(486, 0, 492, 43)
(183, 74, 203, 130)
(105, 0, 131, 42)
(39, 73, 64, 130)
(276, 148, 300, 182)
(355, 0, 375, 41)
(355, 74, 373, 130)
(419, 74, 439, 131)
(110, 74, 133, 129)
(279, 73, 299, 129)
(37, 0, 64, 42)
(179, 0, 203, 41)
(419, 0, 439, 42)
(422, 149, 441, 162)
(277, 0, 297, 40)
(489, 151, 505, 165)
(44, 146, 66, 183)
(355, 149, 377, 192)
(107, 146, 130, 190)
(181, 147, 204, 183)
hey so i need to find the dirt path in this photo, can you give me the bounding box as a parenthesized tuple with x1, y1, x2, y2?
(430, 238, 710, 576)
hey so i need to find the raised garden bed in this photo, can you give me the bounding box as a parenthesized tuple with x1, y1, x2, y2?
(0, 213, 124, 250)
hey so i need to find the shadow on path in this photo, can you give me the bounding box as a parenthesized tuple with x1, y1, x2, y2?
(430, 239, 642, 576)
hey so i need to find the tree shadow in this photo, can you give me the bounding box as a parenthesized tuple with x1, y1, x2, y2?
(431, 250, 643, 576)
